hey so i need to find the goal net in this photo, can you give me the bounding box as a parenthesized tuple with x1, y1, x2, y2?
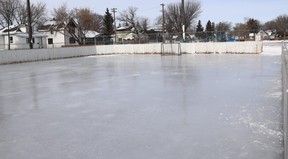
(161, 43, 182, 56)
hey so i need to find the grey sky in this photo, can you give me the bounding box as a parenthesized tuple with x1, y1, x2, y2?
(34, 0, 287, 26)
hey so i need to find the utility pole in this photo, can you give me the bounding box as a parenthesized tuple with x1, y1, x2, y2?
(160, 4, 165, 43)
(181, 0, 185, 41)
(6, 10, 10, 50)
(111, 8, 117, 44)
(27, 0, 33, 49)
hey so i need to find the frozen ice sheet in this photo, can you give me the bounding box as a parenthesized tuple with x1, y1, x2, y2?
(0, 53, 283, 159)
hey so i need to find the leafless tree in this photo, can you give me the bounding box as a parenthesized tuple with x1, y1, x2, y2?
(163, 0, 201, 33)
(137, 17, 149, 31)
(52, 3, 74, 26)
(263, 15, 288, 39)
(274, 15, 288, 39)
(14, 1, 46, 27)
(118, 6, 149, 37)
(214, 21, 231, 41)
(74, 8, 103, 33)
(215, 21, 231, 32)
(118, 7, 138, 32)
(52, 4, 104, 45)
(0, 0, 46, 28)
(233, 23, 249, 40)
(0, 0, 20, 27)
(264, 20, 277, 30)
(52, 3, 83, 44)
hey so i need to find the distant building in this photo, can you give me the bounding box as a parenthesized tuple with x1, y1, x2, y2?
(82, 30, 112, 45)
(0, 24, 47, 50)
(114, 26, 149, 44)
(38, 19, 80, 48)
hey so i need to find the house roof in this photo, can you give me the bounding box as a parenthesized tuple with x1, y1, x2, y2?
(0, 25, 46, 38)
(116, 26, 133, 31)
(38, 19, 77, 32)
(84, 30, 100, 38)
(0, 25, 19, 33)
(38, 20, 65, 31)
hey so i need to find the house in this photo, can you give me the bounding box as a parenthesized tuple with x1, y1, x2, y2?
(146, 29, 163, 43)
(38, 19, 81, 48)
(114, 26, 134, 43)
(0, 24, 47, 50)
(114, 26, 149, 44)
(82, 30, 112, 45)
(256, 30, 276, 41)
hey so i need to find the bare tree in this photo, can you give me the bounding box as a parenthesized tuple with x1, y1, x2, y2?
(118, 7, 138, 31)
(0, 0, 20, 27)
(14, 1, 46, 27)
(52, 4, 104, 45)
(274, 15, 288, 39)
(52, 3, 83, 44)
(263, 15, 288, 39)
(164, 0, 201, 33)
(74, 8, 102, 32)
(215, 21, 231, 32)
(264, 20, 277, 30)
(118, 6, 149, 37)
(233, 23, 249, 40)
(91, 13, 103, 32)
(73, 7, 103, 44)
(215, 21, 231, 41)
(137, 17, 149, 32)
(52, 3, 74, 25)
(0, 0, 46, 27)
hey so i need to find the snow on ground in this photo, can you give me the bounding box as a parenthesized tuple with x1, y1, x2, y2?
(262, 41, 284, 56)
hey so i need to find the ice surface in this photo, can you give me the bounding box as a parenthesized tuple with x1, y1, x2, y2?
(0, 44, 283, 159)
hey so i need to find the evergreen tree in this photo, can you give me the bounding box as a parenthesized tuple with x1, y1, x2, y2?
(205, 20, 215, 32)
(246, 18, 260, 33)
(195, 20, 204, 40)
(103, 8, 114, 35)
(196, 20, 204, 32)
(205, 20, 214, 41)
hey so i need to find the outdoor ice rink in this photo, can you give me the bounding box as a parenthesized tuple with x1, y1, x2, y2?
(0, 43, 284, 159)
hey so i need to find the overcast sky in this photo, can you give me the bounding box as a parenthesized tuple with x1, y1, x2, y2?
(33, 0, 287, 27)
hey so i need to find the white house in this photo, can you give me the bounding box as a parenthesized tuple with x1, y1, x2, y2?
(0, 25, 47, 50)
(83, 30, 100, 45)
(38, 19, 80, 48)
(256, 30, 277, 41)
(114, 26, 149, 44)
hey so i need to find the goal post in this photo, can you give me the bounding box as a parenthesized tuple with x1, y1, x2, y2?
(161, 43, 182, 56)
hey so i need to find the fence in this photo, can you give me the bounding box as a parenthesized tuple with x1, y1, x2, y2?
(113, 30, 270, 45)
(282, 41, 288, 159)
(0, 41, 263, 65)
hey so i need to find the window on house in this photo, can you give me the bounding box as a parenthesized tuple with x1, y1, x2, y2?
(69, 37, 76, 44)
(48, 38, 53, 44)
(10, 37, 13, 43)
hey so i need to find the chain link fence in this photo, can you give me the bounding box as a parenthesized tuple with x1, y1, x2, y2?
(0, 30, 270, 50)
(111, 30, 267, 45)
